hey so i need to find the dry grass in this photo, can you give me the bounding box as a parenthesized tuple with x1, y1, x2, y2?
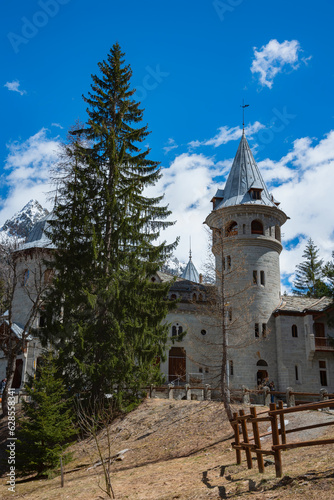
(1, 399, 334, 499)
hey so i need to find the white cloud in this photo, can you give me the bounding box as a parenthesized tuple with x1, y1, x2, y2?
(51, 123, 64, 129)
(251, 39, 303, 89)
(145, 153, 223, 269)
(265, 131, 334, 289)
(189, 121, 265, 148)
(0, 129, 61, 224)
(4, 80, 27, 95)
(163, 138, 178, 154)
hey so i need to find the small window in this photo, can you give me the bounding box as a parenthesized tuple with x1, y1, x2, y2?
(260, 271, 265, 286)
(229, 309, 232, 322)
(22, 269, 29, 286)
(227, 256, 231, 269)
(199, 367, 203, 373)
(229, 360, 234, 376)
(262, 323, 267, 338)
(39, 313, 46, 328)
(251, 220, 264, 235)
(226, 221, 238, 236)
(295, 365, 299, 381)
(170, 294, 177, 300)
(319, 360, 328, 386)
(255, 323, 259, 338)
(243, 224, 246, 234)
(192, 293, 197, 302)
(201, 329, 207, 336)
(198, 293, 203, 301)
(151, 277, 156, 282)
(250, 189, 262, 200)
(172, 326, 177, 336)
(292, 324, 298, 338)
(44, 268, 54, 284)
(253, 270, 258, 284)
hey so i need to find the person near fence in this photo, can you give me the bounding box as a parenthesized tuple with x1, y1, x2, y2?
(269, 381, 275, 403)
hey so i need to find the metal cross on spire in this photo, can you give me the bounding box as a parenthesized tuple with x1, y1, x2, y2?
(240, 100, 249, 133)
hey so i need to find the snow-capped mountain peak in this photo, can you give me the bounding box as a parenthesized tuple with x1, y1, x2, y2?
(0, 200, 49, 245)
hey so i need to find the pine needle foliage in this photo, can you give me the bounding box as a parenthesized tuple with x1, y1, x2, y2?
(16, 352, 76, 477)
(45, 43, 177, 409)
(293, 238, 329, 297)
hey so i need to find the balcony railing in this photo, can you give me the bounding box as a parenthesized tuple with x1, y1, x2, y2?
(315, 336, 334, 350)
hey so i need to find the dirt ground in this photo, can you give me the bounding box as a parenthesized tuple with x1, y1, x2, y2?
(1, 398, 334, 499)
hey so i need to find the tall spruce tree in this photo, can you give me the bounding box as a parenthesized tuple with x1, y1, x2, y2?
(16, 352, 76, 476)
(293, 238, 329, 297)
(45, 43, 177, 409)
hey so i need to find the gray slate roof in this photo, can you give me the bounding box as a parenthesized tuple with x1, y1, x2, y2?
(214, 132, 278, 209)
(181, 254, 200, 283)
(275, 296, 333, 314)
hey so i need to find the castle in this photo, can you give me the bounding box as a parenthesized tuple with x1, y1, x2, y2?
(1, 131, 334, 396)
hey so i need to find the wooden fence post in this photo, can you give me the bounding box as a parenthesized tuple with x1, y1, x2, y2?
(278, 400, 286, 445)
(250, 406, 264, 473)
(269, 402, 282, 478)
(239, 409, 252, 469)
(232, 411, 241, 465)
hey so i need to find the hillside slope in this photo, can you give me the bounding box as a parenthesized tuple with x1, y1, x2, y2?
(1, 398, 334, 499)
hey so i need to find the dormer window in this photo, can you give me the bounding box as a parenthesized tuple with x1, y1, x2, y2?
(249, 188, 262, 200)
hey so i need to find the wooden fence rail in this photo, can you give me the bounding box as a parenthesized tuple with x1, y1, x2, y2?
(231, 399, 334, 477)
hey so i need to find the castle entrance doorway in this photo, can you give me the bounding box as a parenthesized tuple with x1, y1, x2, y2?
(256, 359, 268, 386)
(169, 347, 186, 384)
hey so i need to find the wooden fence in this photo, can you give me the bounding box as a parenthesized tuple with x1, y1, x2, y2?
(231, 399, 334, 477)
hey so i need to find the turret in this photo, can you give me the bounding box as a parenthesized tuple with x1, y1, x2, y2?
(205, 131, 289, 388)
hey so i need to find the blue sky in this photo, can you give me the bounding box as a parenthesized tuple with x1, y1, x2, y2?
(2, 0, 334, 291)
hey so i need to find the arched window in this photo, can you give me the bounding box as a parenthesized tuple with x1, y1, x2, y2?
(172, 324, 183, 337)
(192, 293, 197, 302)
(225, 221, 238, 236)
(198, 293, 203, 301)
(256, 359, 268, 367)
(170, 294, 177, 300)
(251, 220, 264, 235)
(292, 324, 298, 337)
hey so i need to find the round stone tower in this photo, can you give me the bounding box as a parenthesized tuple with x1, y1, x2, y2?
(205, 131, 289, 389)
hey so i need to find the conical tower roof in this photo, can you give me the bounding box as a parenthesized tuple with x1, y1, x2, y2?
(212, 132, 278, 209)
(181, 251, 200, 283)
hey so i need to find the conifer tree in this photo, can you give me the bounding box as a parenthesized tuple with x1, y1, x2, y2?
(293, 238, 329, 297)
(45, 43, 177, 409)
(16, 352, 76, 476)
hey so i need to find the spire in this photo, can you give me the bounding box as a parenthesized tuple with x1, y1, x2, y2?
(181, 240, 200, 283)
(213, 133, 279, 209)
